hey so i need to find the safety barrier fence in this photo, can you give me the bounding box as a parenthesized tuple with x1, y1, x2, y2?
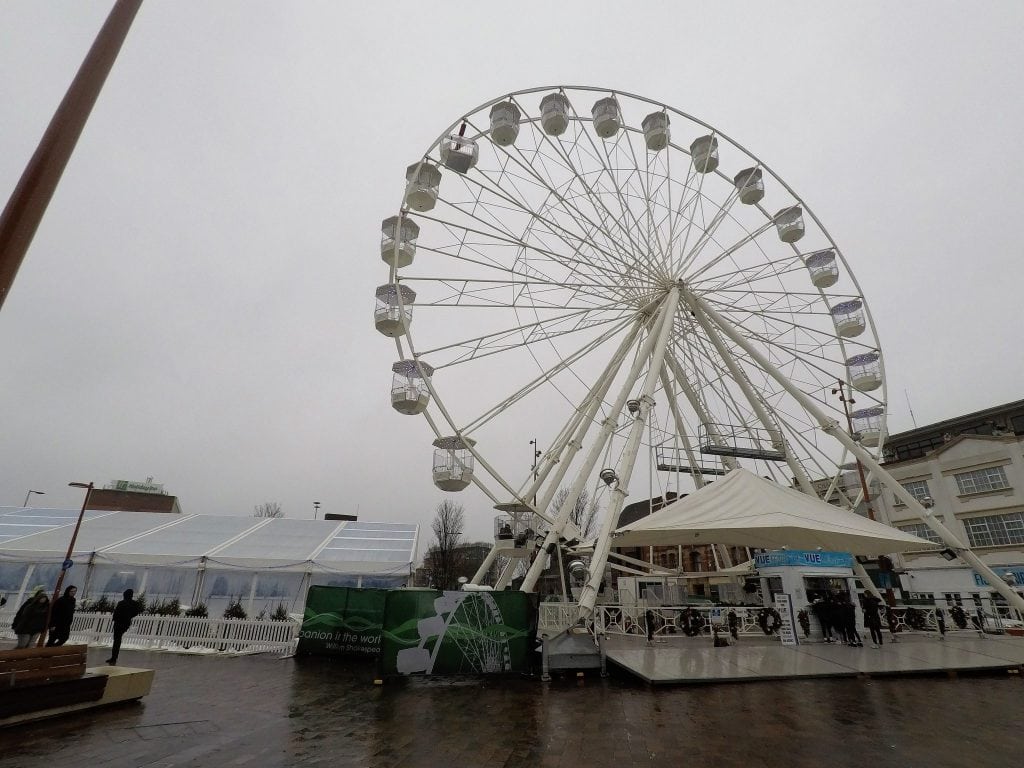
(539, 603, 1021, 639)
(0, 609, 300, 654)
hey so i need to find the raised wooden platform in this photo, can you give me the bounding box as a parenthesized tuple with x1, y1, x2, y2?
(604, 633, 1024, 685)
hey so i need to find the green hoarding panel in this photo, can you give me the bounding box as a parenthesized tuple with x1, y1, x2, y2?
(296, 585, 386, 657)
(381, 589, 537, 675)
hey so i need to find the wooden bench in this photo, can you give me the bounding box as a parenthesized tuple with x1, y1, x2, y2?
(0, 646, 107, 720)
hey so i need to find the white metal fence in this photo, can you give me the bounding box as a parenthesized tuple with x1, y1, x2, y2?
(1, 610, 299, 654)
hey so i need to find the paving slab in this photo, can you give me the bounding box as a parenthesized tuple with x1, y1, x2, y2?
(0, 641, 1022, 767)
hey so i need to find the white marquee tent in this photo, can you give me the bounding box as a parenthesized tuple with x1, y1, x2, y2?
(0, 507, 419, 615)
(613, 468, 935, 555)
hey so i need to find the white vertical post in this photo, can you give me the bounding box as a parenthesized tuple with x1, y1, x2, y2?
(688, 288, 1024, 614)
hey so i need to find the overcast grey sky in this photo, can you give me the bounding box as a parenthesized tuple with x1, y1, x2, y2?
(2, 2, 1022, 542)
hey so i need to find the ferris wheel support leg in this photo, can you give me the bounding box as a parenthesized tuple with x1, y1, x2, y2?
(688, 298, 817, 498)
(665, 353, 738, 471)
(688, 289, 1024, 615)
(494, 557, 519, 591)
(521, 314, 661, 594)
(852, 559, 886, 603)
(577, 289, 681, 621)
(470, 545, 502, 586)
(522, 318, 648, 524)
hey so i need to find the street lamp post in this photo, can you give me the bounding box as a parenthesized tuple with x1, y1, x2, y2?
(529, 439, 541, 505)
(23, 489, 45, 507)
(832, 379, 876, 520)
(313, 501, 321, 520)
(39, 481, 92, 646)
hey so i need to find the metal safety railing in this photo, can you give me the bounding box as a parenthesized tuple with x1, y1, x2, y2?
(539, 602, 1023, 640)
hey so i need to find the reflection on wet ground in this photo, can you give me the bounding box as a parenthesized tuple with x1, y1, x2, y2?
(1, 645, 1020, 767)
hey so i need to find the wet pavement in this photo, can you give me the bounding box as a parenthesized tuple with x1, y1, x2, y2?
(1, 644, 1021, 767)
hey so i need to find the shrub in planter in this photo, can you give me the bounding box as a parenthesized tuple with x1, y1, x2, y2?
(184, 602, 208, 618)
(271, 603, 290, 621)
(223, 597, 248, 620)
(82, 595, 115, 613)
(157, 598, 181, 617)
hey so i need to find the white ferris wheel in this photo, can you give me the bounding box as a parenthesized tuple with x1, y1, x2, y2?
(376, 85, 888, 613)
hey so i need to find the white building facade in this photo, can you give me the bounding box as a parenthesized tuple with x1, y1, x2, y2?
(872, 400, 1024, 613)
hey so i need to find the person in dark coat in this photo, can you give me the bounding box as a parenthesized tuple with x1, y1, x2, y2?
(106, 589, 141, 665)
(839, 595, 863, 647)
(863, 594, 884, 648)
(46, 585, 78, 647)
(811, 595, 834, 643)
(727, 609, 739, 641)
(12, 586, 50, 648)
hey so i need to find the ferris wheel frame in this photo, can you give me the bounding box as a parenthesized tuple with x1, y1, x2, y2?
(376, 85, 1024, 619)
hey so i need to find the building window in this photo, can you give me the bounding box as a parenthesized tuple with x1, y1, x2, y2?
(894, 479, 930, 506)
(964, 512, 1024, 548)
(954, 466, 1010, 495)
(896, 523, 943, 545)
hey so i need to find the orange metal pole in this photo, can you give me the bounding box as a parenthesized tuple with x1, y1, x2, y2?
(0, 0, 142, 311)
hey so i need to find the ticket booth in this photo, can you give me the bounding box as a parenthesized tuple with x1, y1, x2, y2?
(753, 550, 859, 640)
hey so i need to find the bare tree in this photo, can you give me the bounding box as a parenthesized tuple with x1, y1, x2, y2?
(552, 487, 599, 540)
(253, 501, 283, 518)
(427, 499, 465, 590)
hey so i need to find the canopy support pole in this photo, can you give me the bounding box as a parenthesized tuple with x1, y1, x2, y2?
(687, 287, 1024, 614)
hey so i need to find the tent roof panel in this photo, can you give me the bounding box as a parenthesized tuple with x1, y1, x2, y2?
(0, 510, 419, 574)
(614, 468, 935, 555)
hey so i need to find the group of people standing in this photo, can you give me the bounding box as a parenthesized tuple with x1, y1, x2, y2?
(810, 591, 886, 648)
(9, 586, 140, 663)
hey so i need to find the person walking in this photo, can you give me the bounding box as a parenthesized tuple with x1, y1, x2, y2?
(645, 608, 655, 644)
(46, 585, 78, 647)
(863, 594, 884, 648)
(12, 586, 50, 648)
(106, 589, 140, 665)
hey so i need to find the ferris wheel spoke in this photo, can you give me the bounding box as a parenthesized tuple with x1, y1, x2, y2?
(411, 211, 656, 298)
(435, 173, 628, 287)
(501, 104, 657, 275)
(420, 307, 635, 369)
(433, 157, 622, 285)
(693, 257, 812, 295)
(459, 314, 639, 435)
(580, 113, 667, 268)
(473, 109, 647, 279)
(671, 133, 718, 277)
(681, 218, 779, 282)
(401, 275, 622, 310)
(675, 188, 744, 278)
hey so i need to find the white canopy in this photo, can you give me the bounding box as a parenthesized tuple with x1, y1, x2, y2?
(613, 468, 934, 555)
